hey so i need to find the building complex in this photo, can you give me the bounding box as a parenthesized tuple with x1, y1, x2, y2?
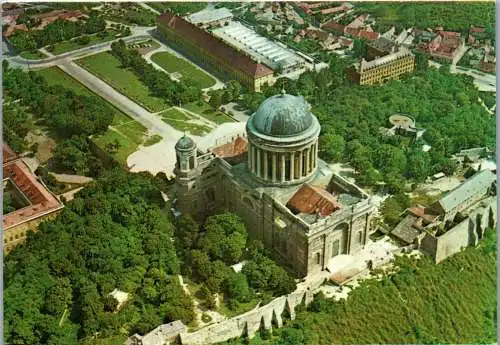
(3, 144, 64, 254)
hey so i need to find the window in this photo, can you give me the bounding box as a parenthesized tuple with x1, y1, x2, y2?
(332, 240, 340, 257)
(357, 231, 363, 243)
(315, 252, 321, 265)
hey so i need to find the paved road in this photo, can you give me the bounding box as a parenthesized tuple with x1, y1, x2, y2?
(429, 60, 496, 92)
(138, 2, 161, 15)
(6, 26, 155, 69)
(59, 61, 182, 137)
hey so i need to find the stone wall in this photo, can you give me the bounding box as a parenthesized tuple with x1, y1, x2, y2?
(421, 197, 496, 263)
(128, 275, 326, 345)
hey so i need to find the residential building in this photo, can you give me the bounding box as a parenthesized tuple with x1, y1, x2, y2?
(346, 48, 415, 85)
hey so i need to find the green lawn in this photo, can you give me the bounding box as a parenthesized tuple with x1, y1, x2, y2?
(50, 30, 123, 55)
(35, 66, 147, 166)
(92, 111, 147, 165)
(36, 67, 95, 97)
(19, 50, 48, 60)
(151, 51, 217, 89)
(159, 108, 211, 136)
(183, 102, 234, 125)
(77, 52, 170, 112)
(143, 134, 163, 147)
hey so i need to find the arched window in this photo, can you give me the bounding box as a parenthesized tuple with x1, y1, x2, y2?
(315, 252, 321, 265)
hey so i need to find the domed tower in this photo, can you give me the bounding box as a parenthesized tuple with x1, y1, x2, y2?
(246, 92, 321, 186)
(174, 134, 201, 218)
(175, 134, 198, 174)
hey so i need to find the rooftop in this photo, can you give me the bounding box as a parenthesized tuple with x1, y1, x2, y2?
(3, 145, 63, 230)
(433, 170, 496, 213)
(211, 21, 306, 70)
(359, 48, 414, 71)
(250, 93, 314, 137)
(185, 7, 233, 25)
(157, 13, 274, 78)
(287, 183, 341, 217)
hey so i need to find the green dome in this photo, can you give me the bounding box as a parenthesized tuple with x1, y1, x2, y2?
(175, 135, 196, 151)
(251, 94, 313, 137)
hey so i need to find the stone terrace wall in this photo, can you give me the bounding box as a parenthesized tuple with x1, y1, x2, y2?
(421, 196, 496, 263)
(129, 275, 326, 345)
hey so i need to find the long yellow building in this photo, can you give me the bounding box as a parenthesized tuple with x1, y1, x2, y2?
(346, 49, 415, 85)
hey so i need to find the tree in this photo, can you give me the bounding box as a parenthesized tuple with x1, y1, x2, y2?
(224, 272, 252, 304)
(176, 214, 200, 252)
(200, 213, 248, 265)
(319, 133, 345, 162)
(414, 51, 429, 71)
(209, 90, 222, 110)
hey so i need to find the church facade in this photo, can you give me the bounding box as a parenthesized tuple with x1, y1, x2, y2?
(174, 93, 376, 276)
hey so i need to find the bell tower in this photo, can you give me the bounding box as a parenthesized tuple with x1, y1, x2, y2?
(174, 134, 202, 218)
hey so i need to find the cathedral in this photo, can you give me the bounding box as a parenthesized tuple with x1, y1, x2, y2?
(174, 92, 376, 276)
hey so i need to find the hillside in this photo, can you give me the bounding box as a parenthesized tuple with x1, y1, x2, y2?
(223, 229, 497, 344)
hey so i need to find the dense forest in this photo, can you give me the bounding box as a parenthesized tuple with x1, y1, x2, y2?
(3, 64, 114, 176)
(4, 170, 192, 344)
(239, 55, 495, 194)
(222, 228, 497, 345)
(9, 13, 106, 52)
(357, 2, 495, 37)
(176, 213, 296, 313)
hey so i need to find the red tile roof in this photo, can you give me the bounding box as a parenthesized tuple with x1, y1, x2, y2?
(3, 144, 17, 163)
(157, 12, 273, 79)
(3, 157, 63, 230)
(287, 184, 341, 217)
(212, 136, 248, 158)
(358, 30, 379, 40)
(322, 20, 345, 34)
(470, 26, 486, 34)
(3, 23, 28, 38)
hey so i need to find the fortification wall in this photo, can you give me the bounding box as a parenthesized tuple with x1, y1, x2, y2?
(129, 276, 325, 345)
(421, 197, 496, 263)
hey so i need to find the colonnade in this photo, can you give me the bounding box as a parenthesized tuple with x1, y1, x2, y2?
(247, 142, 318, 183)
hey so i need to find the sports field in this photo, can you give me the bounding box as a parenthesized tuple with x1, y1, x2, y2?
(151, 51, 217, 89)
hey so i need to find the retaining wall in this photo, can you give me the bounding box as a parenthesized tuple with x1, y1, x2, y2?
(421, 196, 496, 263)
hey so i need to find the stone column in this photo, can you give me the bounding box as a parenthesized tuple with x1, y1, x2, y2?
(257, 148, 261, 178)
(309, 145, 314, 172)
(272, 153, 277, 183)
(305, 147, 310, 174)
(281, 153, 286, 182)
(313, 143, 317, 169)
(298, 150, 303, 178)
(263, 150, 268, 180)
(252, 146, 256, 174)
(290, 152, 295, 181)
(247, 143, 252, 171)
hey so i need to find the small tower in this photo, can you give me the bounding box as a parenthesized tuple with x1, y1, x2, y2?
(174, 133, 201, 218)
(175, 133, 198, 174)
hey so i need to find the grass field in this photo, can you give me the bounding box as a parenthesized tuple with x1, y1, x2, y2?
(151, 51, 217, 89)
(77, 52, 170, 112)
(159, 108, 211, 136)
(35, 66, 147, 165)
(183, 102, 234, 124)
(36, 67, 95, 97)
(19, 50, 48, 60)
(50, 31, 122, 55)
(225, 229, 497, 344)
(143, 134, 163, 147)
